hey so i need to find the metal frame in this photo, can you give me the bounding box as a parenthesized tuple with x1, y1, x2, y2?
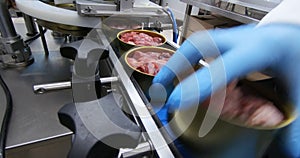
(181, 0, 260, 24)
(76, 0, 167, 17)
(97, 29, 176, 158)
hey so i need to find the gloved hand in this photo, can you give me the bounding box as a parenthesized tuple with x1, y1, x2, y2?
(152, 24, 300, 157)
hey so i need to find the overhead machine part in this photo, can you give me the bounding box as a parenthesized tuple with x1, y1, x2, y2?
(15, 0, 102, 29)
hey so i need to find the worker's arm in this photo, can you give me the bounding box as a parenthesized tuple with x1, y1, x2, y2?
(259, 0, 300, 26)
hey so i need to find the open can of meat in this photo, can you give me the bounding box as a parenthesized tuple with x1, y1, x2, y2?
(168, 78, 297, 158)
(123, 46, 174, 95)
(117, 30, 167, 52)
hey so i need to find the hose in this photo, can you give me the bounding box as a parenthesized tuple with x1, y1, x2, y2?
(163, 7, 179, 43)
(0, 74, 13, 158)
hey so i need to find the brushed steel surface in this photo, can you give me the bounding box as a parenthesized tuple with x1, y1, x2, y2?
(1, 52, 73, 149)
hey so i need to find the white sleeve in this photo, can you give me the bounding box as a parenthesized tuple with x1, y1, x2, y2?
(258, 0, 300, 27)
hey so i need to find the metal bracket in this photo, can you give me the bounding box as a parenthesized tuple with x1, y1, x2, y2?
(0, 35, 34, 67)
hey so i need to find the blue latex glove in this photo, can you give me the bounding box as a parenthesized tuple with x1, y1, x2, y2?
(152, 24, 300, 157)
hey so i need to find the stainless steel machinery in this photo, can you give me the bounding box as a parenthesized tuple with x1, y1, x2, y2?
(0, 0, 33, 67)
(0, 0, 182, 157)
(180, 0, 282, 24)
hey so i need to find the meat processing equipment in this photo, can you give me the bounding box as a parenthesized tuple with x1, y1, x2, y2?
(1, 0, 289, 157)
(0, 0, 181, 157)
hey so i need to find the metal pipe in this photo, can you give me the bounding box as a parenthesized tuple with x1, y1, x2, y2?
(33, 77, 119, 94)
(33, 81, 71, 94)
(37, 25, 49, 56)
(23, 13, 38, 36)
(0, 0, 17, 38)
(179, 4, 193, 43)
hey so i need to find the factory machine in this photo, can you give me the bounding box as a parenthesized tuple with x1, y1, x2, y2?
(0, 0, 183, 157)
(0, 0, 286, 158)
